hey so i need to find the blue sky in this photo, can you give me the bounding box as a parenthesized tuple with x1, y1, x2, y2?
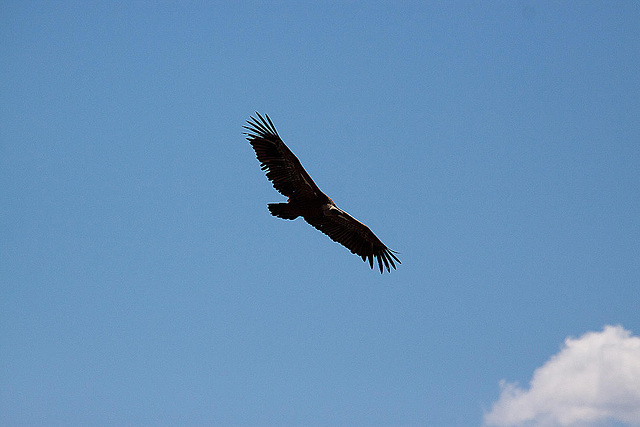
(2, 2, 639, 426)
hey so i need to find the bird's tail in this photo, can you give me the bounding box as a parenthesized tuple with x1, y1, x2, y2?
(268, 203, 299, 220)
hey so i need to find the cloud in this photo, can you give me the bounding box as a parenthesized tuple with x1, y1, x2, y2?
(484, 325, 640, 427)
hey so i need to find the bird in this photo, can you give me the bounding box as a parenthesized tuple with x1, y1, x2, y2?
(243, 113, 400, 273)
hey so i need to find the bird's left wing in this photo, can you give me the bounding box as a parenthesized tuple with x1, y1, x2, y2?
(305, 207, 400, 273)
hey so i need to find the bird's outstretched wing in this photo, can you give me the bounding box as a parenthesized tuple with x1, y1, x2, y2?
(244, 113, 321, 200)
(305, 207, 401, 273)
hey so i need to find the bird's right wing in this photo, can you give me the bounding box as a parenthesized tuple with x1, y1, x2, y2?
(244, 113, 322, 200)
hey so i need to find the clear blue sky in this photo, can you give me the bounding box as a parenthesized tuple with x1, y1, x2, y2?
(2, 2, 639, 426)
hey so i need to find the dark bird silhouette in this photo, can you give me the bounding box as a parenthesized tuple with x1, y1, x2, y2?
(244, 113, 400, 273)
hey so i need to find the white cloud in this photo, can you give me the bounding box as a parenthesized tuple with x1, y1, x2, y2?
(484, 325, 640, 427)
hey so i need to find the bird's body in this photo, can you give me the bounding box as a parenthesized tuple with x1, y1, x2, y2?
(244, 113, 400, 273)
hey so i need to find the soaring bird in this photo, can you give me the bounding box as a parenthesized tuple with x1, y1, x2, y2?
(244, 113, 400, 273)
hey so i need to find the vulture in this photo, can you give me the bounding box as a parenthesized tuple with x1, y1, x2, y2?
(244, 113, 400, 273)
